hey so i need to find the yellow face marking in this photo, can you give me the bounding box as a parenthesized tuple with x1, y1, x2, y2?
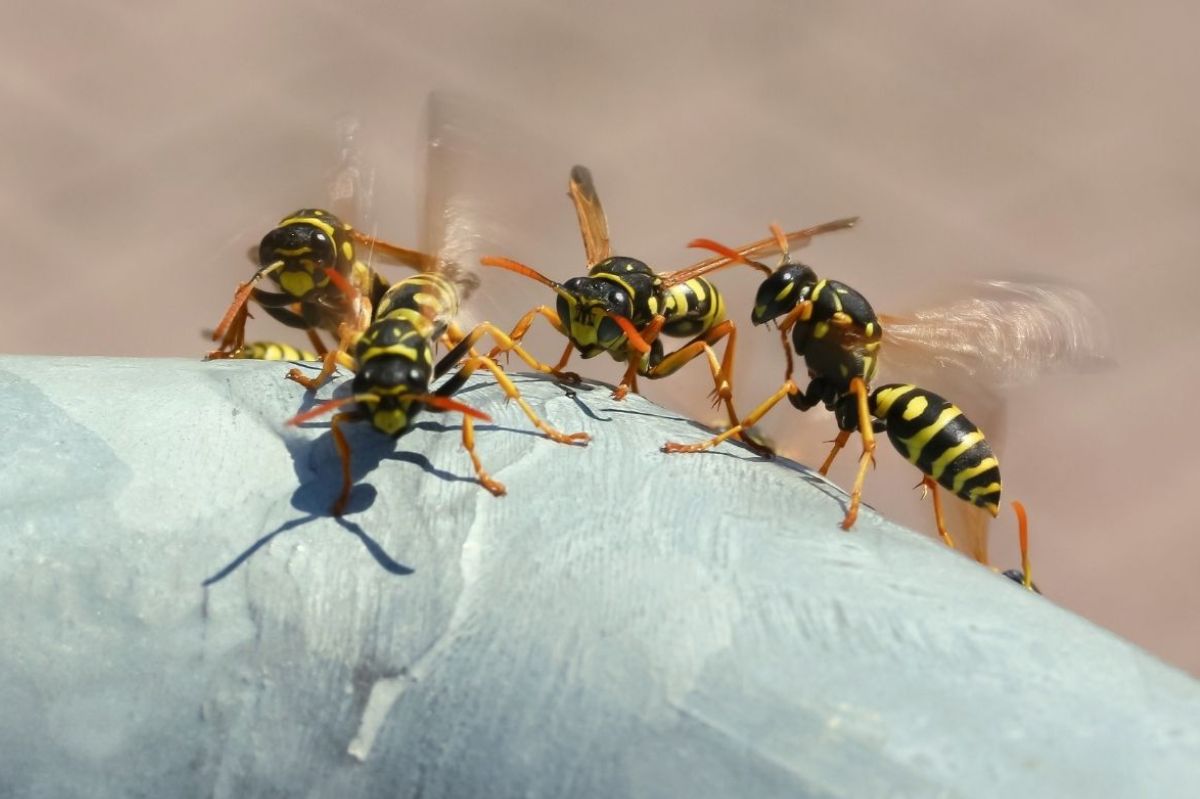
(953, 460, 1000, 495)
(901, 395, 929, 421)
(280, 270, 315, 297)
(775, 282, 795, 303)
(898, 406, 962, 463)
(372, 408, 409, 436)
(930, 430, 984, 479)
(274, 246, 312, 257)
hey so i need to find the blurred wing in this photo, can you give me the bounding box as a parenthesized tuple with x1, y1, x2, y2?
(424, 93, 574, 305)
(568, 165, 612, 266)
(327, 116, 374, 229)
(661, 217, 859, 287)
(879, 280, 1112, 391)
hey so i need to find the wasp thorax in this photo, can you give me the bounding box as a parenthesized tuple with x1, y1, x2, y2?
(751, 262, 819, 325)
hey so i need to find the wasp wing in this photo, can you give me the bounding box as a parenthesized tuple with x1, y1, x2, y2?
(879, 280, 1112, 391)
(660, 217, 859, 288)
(568, 165, 613, 267)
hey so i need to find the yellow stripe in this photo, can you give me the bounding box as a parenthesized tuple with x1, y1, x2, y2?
(953, 459, 1000, 495)
(930, 430, 985, 479)
(281, 215, 336, 241)
(775, 282, 794, 303)
(901, 395, 928, 421)
(871, 384, 916, 417)
(360, 343, 420, 362)
(898, 406, 961, 463)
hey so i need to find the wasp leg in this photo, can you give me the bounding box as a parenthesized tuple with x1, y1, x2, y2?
(919, 476, 957, 548)
(439, 321, 576, 382)
(436, 355, 590, 445)
(486, 306, 581, 383)
(641, 319, 772, 457)
(614, 316, 666, 400)
(329, 412, 356, 517)
(819, 430, 852, 475)
(286, 325, 359, 391)
(663, 380, 798, 454)
(206, 269, 289, 358)
(305, 328, 330, 357)
(840, 377, 877, 531)
(460, 415, 507, 496)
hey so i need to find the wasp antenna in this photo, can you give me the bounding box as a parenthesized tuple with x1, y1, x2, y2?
(606, 312, 652, 354)
(480, 256, 574, 301)
(322, 267, 359, 303)
(687, 238, 771, 274)
(1012, 500, 1033, 590)
(769, 223, 791, 261)
(287, 396, 358, 426)
(409, 393, 492, 421)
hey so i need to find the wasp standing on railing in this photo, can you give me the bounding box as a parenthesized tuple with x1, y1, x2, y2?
(481, 165, 858, 456)
(205, 208, 433, 389)
(662, 222, 1109, 550)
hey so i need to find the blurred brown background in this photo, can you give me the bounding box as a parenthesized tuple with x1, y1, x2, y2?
(3, 2, 1198, 673)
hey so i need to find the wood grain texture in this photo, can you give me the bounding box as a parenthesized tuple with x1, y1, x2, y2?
(0, 356, 1197, 799)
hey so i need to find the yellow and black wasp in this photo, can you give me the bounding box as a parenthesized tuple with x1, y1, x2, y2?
(481, 165, 857, 455)
(663, 223, 1109, 548)
(205, 207, 433, 391)
(285, 99, 590, 516)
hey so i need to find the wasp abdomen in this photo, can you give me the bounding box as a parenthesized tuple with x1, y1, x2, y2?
(870, 384, 1002, 515)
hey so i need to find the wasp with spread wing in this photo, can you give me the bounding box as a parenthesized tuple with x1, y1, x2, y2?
(481, 165, 857, 456)
(286, 99, 590, 516)
(663, 223, 1109, 547)
(205, 120, 434, 389)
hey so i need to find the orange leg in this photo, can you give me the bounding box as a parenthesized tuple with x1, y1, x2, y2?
(1012, 500, 1035, 591)
(206, 262, 285, 359)
(663, 380, 798, 454)
(819, 430, 852, 475)
(461, 416, 506, 496)
(329, 412, 355, 517)
(614, 315, 666, 400)
(450, 355, 590, 445)
(306, 328, 330, 357)
(486, 305, 580, 383)
(840, 377, 877, 531)
(920, 476, 957, 548)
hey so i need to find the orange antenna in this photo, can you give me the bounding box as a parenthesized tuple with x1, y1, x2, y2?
(287, 395, 360, 426)
(687, 238, 773, 276)
(322, 266, 359, 304)
(406, 394, 492, 421)
(480, 255, 575, 303)
(606, 312, 652, 354)
(769, 223, 791, 261)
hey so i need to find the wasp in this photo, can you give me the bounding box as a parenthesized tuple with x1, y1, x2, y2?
(230, 341, 319, 362)
(205, 206, 438, 390)
(481, 165, 857, 455)
(287, 265, 590, 515)
(663, 224, 1108, 547)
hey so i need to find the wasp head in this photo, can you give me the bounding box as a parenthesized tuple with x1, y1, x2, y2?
(353, 355, 432, 437)
(556, 277, 635, 358)
(751, 262, 819, 325)
(259, 210, 348, 299)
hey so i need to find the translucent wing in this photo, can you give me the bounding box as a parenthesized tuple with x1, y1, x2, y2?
(568, 165, 612, 266)
(423, 93, 569, 303)
(879, 280, 1112, 391)
(660, 217, 859, 288)
(327, 116, 374, 228)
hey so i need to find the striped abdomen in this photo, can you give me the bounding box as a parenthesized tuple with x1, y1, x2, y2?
(234, 342, 318, 361)
(660, 277, 725, 338)
(870, 384, 1002, 515)
(372, 273, 460, 340)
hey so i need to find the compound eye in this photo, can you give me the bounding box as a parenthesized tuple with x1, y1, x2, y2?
(610, 290, 631, 315)
(597, 316, 622, 343)
(555, 296, 573, 326)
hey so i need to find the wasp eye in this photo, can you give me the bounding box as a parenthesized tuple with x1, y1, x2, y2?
(597, 316, 622, 343)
